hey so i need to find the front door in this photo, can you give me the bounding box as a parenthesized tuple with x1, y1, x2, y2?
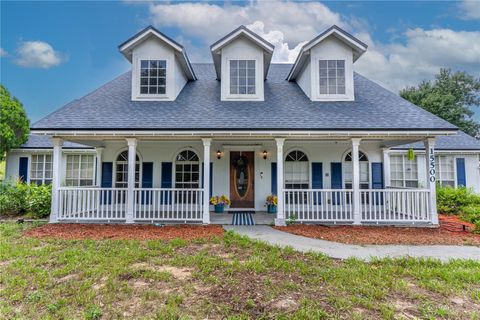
(230, 151, 255, 208)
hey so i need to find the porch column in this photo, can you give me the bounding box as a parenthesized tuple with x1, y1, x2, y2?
(126, 138, 137, 224)
(95, 147, 104, 186)
(275, 138, 286, 226)
(382, 148, 391, 187)
(202, 138, 211, 224)
(352, 138, 361, 225)
(50, 137, 64, 223)
(424, 138, 439, 225)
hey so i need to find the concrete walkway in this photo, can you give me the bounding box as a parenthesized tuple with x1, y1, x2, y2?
(223, 225, 480, 261)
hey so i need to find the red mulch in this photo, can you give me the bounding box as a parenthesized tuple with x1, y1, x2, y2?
(24, 224, 224, 241)
(274, 214, 480, 246)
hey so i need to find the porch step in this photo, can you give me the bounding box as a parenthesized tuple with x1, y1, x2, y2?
(232, 212, 255, 226)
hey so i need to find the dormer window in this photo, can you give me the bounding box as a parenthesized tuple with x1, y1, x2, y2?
(140, 60, 167, 95)
(319, 60, 345, 95)
(229, 60, 256, 95)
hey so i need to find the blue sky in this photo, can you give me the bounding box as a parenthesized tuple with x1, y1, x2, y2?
(1, 1, 479, 123)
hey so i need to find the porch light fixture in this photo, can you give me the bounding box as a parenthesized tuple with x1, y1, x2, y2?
(217, 150, 222, 159)
(262, 150, 268, 160)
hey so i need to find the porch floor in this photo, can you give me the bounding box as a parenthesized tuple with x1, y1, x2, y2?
(211, 212, 275, 225)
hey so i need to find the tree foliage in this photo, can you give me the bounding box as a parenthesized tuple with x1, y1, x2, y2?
(400, 69, 480, 137)
(0, 85, 30, 160)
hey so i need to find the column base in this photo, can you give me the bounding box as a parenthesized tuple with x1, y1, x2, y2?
(274, 218, 286, 226)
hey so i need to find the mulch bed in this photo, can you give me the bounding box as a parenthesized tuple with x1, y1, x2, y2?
(24, 224, 224, 241)
(274, 214, 480, 246)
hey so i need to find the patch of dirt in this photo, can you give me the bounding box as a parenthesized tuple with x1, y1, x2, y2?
(56, 273, 80, 284)
(272, 298, 299, 312)
(23, 224, 224, 241)
(275, 215, 480, 246)
(131, 262, 192, 280)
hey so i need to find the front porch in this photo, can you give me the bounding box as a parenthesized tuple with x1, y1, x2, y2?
(46, 133, 440, 226)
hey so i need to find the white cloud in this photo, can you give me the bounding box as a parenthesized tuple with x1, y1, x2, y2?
(14, 41, 66, 68)
(459, 0, 480, 20)
(0, 48, 6, 57)
(355, 28, 480, 92)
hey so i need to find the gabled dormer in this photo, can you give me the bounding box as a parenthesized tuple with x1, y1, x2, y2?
(287, 25, 367, 102)
(210, 26, 274, 101)
(119, 26, 196, 101)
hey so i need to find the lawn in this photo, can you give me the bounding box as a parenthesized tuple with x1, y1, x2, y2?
(1, 223, 480, 319)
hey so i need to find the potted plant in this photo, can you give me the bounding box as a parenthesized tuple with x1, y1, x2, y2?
(210, 195, 231, 213)
(266, 195, 278, 214)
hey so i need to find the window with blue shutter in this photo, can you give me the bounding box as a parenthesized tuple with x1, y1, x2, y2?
(331, 162, 342, 205)
(18, 157, 28, 182)
(141, 162, 153, 204)
(312, 163, 323, 204)
(456, 158, 466, 187)
(271, 162, 277, 195)
(101, 162, 113, 204)
(161, 162, 172, 204)
(371, 162, 384, 205)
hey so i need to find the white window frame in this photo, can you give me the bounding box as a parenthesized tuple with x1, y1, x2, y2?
(318, 59, 346, 97)
(30, 154, 53, 185)
(114, 150, 141, 188)
(65, 154, 95, 187)
(284, 150, 310, 189)
(389, 154, 419, 188)
(174, 149, 200, 189)
(435, 155, 456, 187)
(225, 58, 261, 100)
(136, 58, 169, 99)
(343, 150, 370, 189)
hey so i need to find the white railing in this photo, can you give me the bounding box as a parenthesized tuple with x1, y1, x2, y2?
(58, 187, 127, 221)
(283, 189, 353, 222)
(360, 189, 430, 222)
(134, 188, 204, 222)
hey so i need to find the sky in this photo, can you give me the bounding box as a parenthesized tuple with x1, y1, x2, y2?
(1, 0, 480, 123)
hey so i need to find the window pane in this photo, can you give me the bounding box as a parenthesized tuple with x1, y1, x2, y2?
(140, 60, 166, 95)
(141, 60, 149, 68)
(230, 60, 255, 95)
(319, 60, 346, 96)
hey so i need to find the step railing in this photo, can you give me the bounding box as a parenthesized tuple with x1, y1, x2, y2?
(58, 187, 127, 221)
(283, 189, 353, 222)
(134, 188, 204, 221)
(360, 189, 430, 222)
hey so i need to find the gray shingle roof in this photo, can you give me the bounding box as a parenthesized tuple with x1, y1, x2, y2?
(19, 135, 92, 149)
(392, 131, 480, 151)
(31, 63, 456, 131)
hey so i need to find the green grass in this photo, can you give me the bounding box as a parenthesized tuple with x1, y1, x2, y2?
(0, 160, 5, 181)
(1, 222, 479, 319)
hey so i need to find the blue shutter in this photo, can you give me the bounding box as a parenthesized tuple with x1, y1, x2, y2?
(161, 162, 172, 204)
(141, 162, 153, 204)
(456, 158, 466, 187)
(371, 162, 384, 205)
(371, 163, 384, 189)
(101, 162, 113, 204)
(271, 162, 277, 195)
(312, 163, 323, 204)
(18, 157, 28, 182)
(201, 162, 213, 198)
(331, 162, 342, 205)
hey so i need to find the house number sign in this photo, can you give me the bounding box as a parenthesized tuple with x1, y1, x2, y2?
(429, 148, 436, 183)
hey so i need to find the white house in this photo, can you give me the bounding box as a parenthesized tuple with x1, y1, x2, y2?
(5, 25, 480, 226)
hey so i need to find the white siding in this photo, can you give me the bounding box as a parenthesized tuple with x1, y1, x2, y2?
(296, 59, 311, 99)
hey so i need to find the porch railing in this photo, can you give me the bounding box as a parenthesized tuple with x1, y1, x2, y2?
(284, 189, 353, 222)
(58, 187, 127, 221)
(58, 187, 204, 222)
(283, 188, 431, 223)
(360, 189, 430, 222)
(134, 188, 204, 221)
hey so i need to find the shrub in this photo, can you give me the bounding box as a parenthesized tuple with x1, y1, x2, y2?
(436, 185, 480, 215)
(0, 180, 51, 218)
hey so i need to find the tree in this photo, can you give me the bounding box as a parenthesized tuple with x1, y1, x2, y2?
(0, 85, 30, 160)
(400, 69, 480, 137)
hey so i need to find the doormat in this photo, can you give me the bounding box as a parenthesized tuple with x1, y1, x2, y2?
(232, 212, 255, 225)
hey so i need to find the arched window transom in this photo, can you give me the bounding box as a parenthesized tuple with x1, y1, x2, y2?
(343, 150, 369, 189)
(115, 150, 140, 188)
(285, 150, 309, 189)
(175, 150, 200, 189)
